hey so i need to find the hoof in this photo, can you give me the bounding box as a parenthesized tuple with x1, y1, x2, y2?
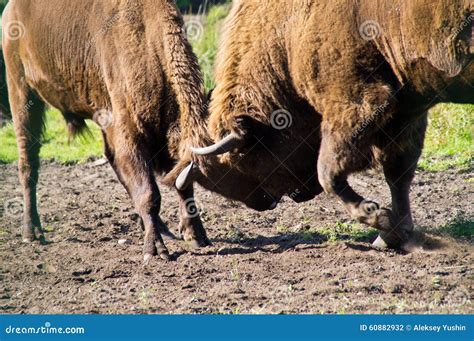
(22, 228, 37, 243)
(22, 236, 35, 243)
(373, 228, 411, 250)
(361, 200, 380, 215)
(143, 253, 154, 264)
(158, 250, 171, 261)
(184, 235, 212, 249)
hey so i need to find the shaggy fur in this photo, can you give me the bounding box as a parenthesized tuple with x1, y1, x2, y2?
(3, 0, 212, 259)
(197, 0, 473, 247)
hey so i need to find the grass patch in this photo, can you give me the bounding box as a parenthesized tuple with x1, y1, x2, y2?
(279, 221, 378, 244)
(0, 109, 103, 164)
(190, 3, 230, 91)
(437, 215, 473, 241)
(419, 103, 473, 172)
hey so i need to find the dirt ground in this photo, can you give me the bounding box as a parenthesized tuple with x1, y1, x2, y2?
(0, 160, 472, 314)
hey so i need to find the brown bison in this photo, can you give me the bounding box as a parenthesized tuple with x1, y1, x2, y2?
(3, 0, 277, 261)
(176, 0, 474, 248)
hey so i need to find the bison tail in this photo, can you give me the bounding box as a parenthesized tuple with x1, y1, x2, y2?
(63, 112, 92, 141)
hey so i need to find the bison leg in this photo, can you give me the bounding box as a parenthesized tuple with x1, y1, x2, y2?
(177, 187, 211, 249)
(103, 135, 176, 241)
(373, 113, 428, 248)
(9, 79, 46, 243)
(317, 127, 405, 248)
(102, 134, 170, 262)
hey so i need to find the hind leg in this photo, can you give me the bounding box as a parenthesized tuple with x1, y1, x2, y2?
(9, 82, 46, 242)
(373, 113, 428, 248)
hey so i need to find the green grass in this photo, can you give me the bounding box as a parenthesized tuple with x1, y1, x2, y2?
(437, 215, 473, 241)
(0, 5, 472, 171)
(419, 103, 473, 172)
(191, 3, 230, 91)
(278, 221, 378, 244)
(0, 109, 103, 164)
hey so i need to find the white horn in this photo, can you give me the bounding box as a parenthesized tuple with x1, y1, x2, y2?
(175, 161, 198, 191)
(191, 132, 244, 156)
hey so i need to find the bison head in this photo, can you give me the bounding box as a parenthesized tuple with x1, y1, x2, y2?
(175, 109, 323, 211)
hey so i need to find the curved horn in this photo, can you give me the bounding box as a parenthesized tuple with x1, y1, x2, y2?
(175, 161, 198, 191)
(191, 132, 244, 156)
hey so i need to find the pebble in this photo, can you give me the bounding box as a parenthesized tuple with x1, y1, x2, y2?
(118, 239, 132, 245)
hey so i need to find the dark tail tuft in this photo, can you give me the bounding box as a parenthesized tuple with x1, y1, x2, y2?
(63, 112, 92, 141)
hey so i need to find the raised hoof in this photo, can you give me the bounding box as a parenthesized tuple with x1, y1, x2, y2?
(360, 200, 380, 215)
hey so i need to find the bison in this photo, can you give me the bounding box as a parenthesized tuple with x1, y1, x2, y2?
(175, 0, 474, 249)
(3, 0, 277, 261)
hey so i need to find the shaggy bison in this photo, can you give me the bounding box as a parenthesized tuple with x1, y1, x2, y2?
(3, 0, 275, 261)
(176, 0, 473, 248)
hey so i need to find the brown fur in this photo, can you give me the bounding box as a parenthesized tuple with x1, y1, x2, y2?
(3, 0, 213, 258)
(195, 0, 473, 247)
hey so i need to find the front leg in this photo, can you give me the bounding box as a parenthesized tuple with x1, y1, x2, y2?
(103, 131, 170, 262)
(373, 113, 428, 248)
(177, 186, 211, 248)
